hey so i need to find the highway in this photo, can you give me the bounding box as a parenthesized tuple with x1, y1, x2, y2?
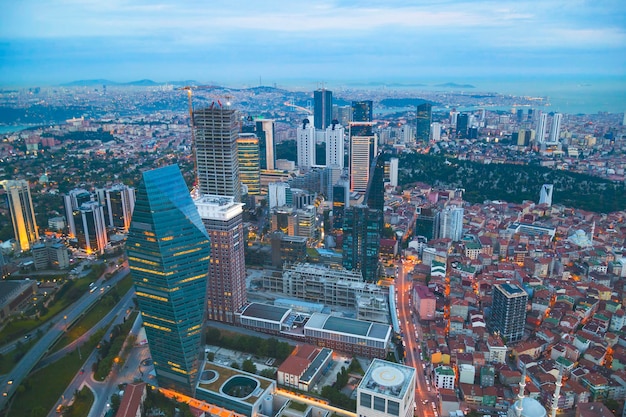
(395, 260, 439, 417)
(0, 267, 130, 411)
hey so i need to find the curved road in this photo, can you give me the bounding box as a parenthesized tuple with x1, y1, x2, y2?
(0, 267, 130, 411)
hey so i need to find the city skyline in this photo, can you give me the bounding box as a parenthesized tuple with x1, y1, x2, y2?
(2, 1, 625, 87)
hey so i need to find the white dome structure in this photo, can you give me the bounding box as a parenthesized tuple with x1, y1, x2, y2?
(509, 397, 547, 417)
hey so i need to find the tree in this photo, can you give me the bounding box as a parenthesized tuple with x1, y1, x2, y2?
(230, 361, 240, 369)
(242, 359, 257, 374)
(110, 393, 121, 413)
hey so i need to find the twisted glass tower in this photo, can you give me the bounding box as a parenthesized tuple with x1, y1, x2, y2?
(126, 165, 211, 395)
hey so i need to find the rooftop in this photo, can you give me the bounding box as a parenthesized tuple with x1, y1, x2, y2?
(359, 358, 415, 400)
(240, 303, 291, 323)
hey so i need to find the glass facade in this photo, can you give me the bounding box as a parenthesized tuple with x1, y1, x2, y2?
(126, 165, 211, 396)
(416, 103, 432, 142)
(342, 205, 382, 282)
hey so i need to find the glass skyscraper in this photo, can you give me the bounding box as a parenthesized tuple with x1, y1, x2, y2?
(416, 102, 432, 142)
(342, 204, 382, 282)
(314, 88, 332, 130)
(126, 165, 211, 396)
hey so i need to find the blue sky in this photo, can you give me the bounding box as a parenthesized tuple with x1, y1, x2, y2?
(1, 0, 625, 87)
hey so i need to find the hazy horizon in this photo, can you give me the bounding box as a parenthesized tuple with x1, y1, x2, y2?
(2, 1, 625, 85)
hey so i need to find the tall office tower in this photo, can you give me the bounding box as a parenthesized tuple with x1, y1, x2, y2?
(549, 113, 562, 143)
(296, 205, 316, 240)
(516, 109, 524, 123)
(237, 133, 261, 196)
(64, 188, 92, 236)
(539, 184, 554, 207)
(342, 205, 382, 282)
(325, 120, 345, 168)
(332, 180, 350, 230)
(431, 122, 441, 142)
(335, 105, 352, 126)
(314, 88, 332, 130)
(350, 136, 373, 193)
(1, 180, 39, 252)
(438, 205, 464, 241)
(324, 165, 343, 203)
(127, 165, 211, 396)
(366, 154, 386, 212)
(491, 283, 528, 343)
(516, 129, 532, 147)
(98, 184, 135, 232)
(357, 359, 416, 417)
(195, 195, 246, 324)
(416, 103, 432, 142)
(268, 182, 291, 209)
(297, 118, 316, 169)
(456, 113, 469, 138)
(389, 157, 399, 187)
(256, 119, 276, 170)
(271, 208, 298, 235)
(449, 109, 459, 127)
(193, 107, 241, 202)
(74, 201, 108, 255)
(535, 112, 548, 145)
(415, 207, 437, 241)
(351, 100, 373, 136)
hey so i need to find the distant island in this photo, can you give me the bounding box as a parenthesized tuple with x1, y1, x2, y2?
(434, 82, 476, 88)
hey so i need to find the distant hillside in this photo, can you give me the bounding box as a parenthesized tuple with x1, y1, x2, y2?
(61, 79, 159, 87)
(398, 153, 626, 213)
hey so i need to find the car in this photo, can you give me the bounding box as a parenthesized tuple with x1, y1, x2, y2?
(7, 380, 12, 385)
(2, 392, 7, 397)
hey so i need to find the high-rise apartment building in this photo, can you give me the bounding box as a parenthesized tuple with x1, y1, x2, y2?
(193, 107, 241, 201)
(325, 121, 345, 168)
(74, 201, 108, 255)
(314, 89, 332, 130)
(457, 113, 469, 138)
(237, 133, 261, 196)
(195, 195, 246, 324)
(549, 113, 562, 143)
(342, 205, 382, 282)
(491, 283, 528, 343)
(97, 184, 135, 232)
(64, 188, 92, 237)
(350, 135, 377, 193)
(539, 184, 554, 207)
(438, 205, 464, 241)
(388, 157, 399, 187)
(1, 180, 39, 252)
(127, 165, 211, 396)
(431, 122, 441, 142)
(297, 118, 316, 169)
(416, 103, 432, 142)
(268, 182, 292, 209)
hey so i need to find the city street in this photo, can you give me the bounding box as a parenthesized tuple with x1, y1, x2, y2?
(395, 260, 439, 417)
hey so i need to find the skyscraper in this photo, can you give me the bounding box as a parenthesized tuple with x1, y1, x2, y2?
(351, 100, 373, 137)
(416, 102, 432, 142)
(256, 119, 276, 170)
(350, 134, 377, 192)
(127, 165, 211, 396)
(535, 112, 548, 145)
(332, 180, 349, 231)
(456, 113, 469, 139)
(430, 122, 441, 142)
(388, 157, 399, 187)
(195, 195, 246, 324)
(97, 184, 135, 232)
(193, 107, 241, 202)
(491, 283, 528, 343)
(549, 113, 562, 143)
(342, 205, 382, 282)
(297, 118, 316, 169)
(366, 153, 386, 212)
(237, 133, 261, 196)
(1, 180, 39, 252)
(314, 88, 332, 130)
(325, 120, 345, 168)
(74, 201, 108, 255)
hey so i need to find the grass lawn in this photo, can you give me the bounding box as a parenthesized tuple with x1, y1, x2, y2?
(9, 328, 105, 417)
(64, 386, 94, 417)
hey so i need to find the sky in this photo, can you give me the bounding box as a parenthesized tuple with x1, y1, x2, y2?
(1, 0, 626, 87)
